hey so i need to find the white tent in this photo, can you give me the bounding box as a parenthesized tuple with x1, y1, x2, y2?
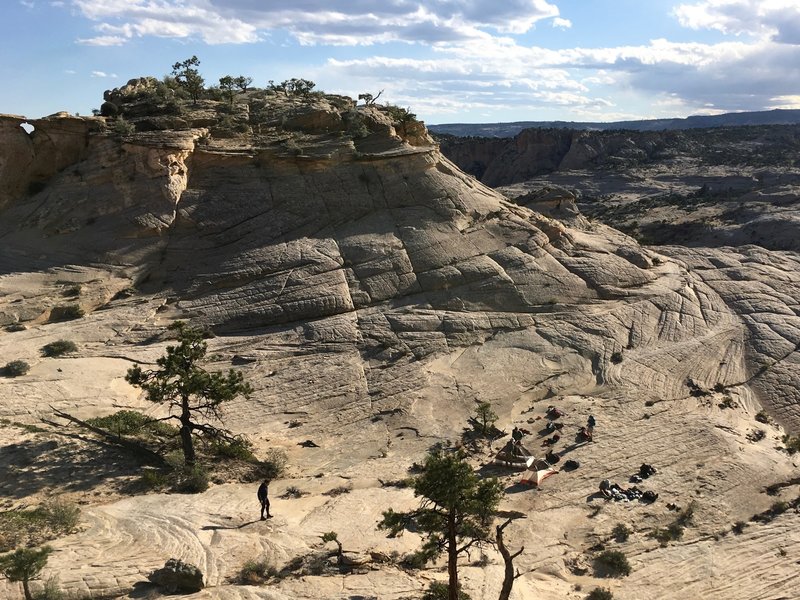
(491, 439, 533, 469)
(520, 457, 558, 487)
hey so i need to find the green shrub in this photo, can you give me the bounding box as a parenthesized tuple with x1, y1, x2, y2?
(755, 410, 771, 424)
(258, 448, 288, 480)
(49, 305, 84, 322)
(782, 434, 800, 455)
(610, 351, 623, 364)
(172, 464, 209, 494)
(86, 410, 149, 436)
(5, 323, 26, 332)
(422, 581, 471, 600)
(281, 486, 306, 499)
(382, 104, 417, 124)
(236, 558, 277, 584)
(86, 410, 176, 439)
(113, 118, 135, 135)
(587, 588, 614, 600)
(0, 501, 79, 553)
(323, 484, 352, 497)
(40, 340, 78, 357)
(611, 523, 631, 542)
(3, 360, 30, 377)
(139, 469, 168, 490)
(212, 437, 256, 461)
(62, 285, 82, 297)
(402, 549, 431, 569)
(36, 575, 64, 599)
(651, 522, 684, 545)
(732, 521, 747, 535)
(594, 550, 631, 577)
(43, 499, 80, 533)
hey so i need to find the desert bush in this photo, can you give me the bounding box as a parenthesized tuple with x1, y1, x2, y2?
(40, 340, 78, 357)
(382, 104, 417, 124)
(6, 323, 27, 332)
(651, 522, 685, 545)
(139, 469, 168, 490)
(732, 521, 747, 535)
(211, 437, 256, 461)
(113, 118, 136, 135)
(594, 550, 631, 577)
(402, 550, 430, 569)
(281, 486, 306, 499)
(86, 410, 175, 438)
(611, 523, 631, 542)
(755, 410, 771, 424)
(36, 575, 64, 599)
(43, 499, 80, 533)
(323, 484, 352, 497)
(782, 434, 800, 455)
(62, 285, 81, 297)
(422, 581, 471, 600)
(172, 464, 209, 494)
(235, 558, 277, 584)
(586, 588, 614, 600)
(3, 360, 30, 377)
(259, 448, 288, 480)
(0, 501, 79, 553)
(610, 351, 623, 364)
(49, 305, 84, 322)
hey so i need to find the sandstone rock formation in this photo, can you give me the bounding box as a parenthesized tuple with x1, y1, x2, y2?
(1, 89, 799, 600)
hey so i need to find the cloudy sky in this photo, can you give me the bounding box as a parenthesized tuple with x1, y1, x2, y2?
(3, 0, 799, 123)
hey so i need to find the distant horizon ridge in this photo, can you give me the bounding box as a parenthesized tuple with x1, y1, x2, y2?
(429, 108, 800, 137)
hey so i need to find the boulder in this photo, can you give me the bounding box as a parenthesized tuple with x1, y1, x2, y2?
(148, 558, 204, 593)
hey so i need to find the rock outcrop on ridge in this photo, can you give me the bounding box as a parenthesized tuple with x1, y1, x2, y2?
(1, 82, 799, 600)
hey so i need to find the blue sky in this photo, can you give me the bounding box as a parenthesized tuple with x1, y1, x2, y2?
(2, 0, 799, 123)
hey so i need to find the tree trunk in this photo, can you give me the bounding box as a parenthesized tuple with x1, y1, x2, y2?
(448, 511, 458, 600)
(496, 519, 525, 600)
(180, 396, 195, 466)
(22, 578, 33, 600)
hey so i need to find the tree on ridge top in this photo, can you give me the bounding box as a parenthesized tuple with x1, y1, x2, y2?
(171, 56, 205, 105)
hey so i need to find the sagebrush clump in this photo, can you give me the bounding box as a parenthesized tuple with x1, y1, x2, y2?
(3, 360, 30, 377)
(41, 340, 78, 357)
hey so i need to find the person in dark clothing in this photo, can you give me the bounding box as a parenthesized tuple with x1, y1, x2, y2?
(512, 426, 523, 443)
(258, 480, 271, 520)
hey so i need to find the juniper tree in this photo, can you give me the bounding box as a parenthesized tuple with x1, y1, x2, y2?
(125, 321, 252, 467)
(379, 450, 503, 600)
(219, 75, 237, 105)
(0, 546, 53, 600)
(171, 56, 205, 104)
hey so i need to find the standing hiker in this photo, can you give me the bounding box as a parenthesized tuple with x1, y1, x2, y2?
(258, 479, 271, 520)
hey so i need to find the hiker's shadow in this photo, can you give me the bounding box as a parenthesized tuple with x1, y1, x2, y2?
(201, 520, 260, 531)
(586, 491, 607, 503)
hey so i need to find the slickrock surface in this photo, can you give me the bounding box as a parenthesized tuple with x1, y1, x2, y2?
(1, 93, 799, 599)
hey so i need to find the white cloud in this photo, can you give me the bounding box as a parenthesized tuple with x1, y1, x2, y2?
(77, 34, 127, 46)
(674, 0, 800, 44)
(68, 0, 560, 45)
(768, 95, 800, 109)
(64, 69, 77, 74)
(321, 33, 800, 119)
(90, 71, 117, 78)
(552, 17, 572, 29)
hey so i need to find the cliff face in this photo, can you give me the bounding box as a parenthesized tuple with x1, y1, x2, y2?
(438, 128, 709, 186)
